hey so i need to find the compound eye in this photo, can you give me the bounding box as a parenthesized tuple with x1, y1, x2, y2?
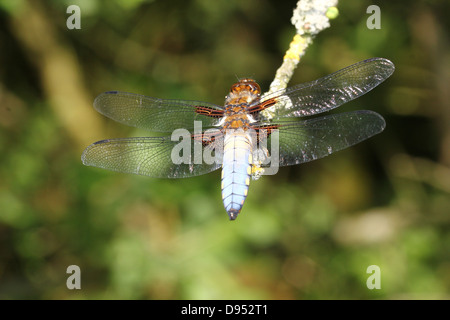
(247, 81, 261, 95)
(230, 82, 241, 93)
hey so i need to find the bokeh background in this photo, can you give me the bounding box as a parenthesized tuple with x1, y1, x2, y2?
(0, 0, 449, 299)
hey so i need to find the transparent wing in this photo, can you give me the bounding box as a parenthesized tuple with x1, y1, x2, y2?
(94, 91, 225, 132)
(259, 58, 395, 120)
(260, 110, 385, 166)
(81, 134, 224, 178)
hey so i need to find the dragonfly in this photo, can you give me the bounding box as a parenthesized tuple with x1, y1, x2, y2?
(82, 57, 395, 221)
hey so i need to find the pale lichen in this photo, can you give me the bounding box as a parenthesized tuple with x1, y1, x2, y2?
(261, 0, 339, 120)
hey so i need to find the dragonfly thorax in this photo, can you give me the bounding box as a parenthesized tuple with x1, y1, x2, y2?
(223, 79, 261, 129)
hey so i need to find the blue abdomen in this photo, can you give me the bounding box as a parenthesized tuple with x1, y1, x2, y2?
(221, 133, 252, 220)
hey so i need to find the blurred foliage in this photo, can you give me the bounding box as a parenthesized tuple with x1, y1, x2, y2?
(0, 0, 449, 299)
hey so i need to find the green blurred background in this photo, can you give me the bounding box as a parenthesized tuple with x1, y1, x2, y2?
(0, 0, 449, 299)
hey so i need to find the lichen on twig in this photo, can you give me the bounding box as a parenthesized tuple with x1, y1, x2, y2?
(261, 0, 339, 119)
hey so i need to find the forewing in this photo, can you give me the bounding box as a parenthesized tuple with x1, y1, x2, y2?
(94, 91, 224, 132)
(259, 58, 395, 120)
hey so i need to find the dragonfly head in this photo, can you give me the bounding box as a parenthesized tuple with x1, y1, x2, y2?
(229, 78, 261, 96)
